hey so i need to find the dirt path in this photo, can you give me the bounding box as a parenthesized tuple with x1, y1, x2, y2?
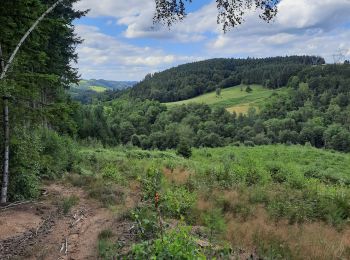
(0, 183, 114, 259)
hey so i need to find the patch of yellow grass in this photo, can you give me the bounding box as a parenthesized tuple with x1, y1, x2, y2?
(163, 168, 190, 185)
(226, 103, 258, 114)
(89, 85, 107, 93)
(225, 207, 350, 260)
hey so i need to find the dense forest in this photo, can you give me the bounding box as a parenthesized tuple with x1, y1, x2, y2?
(130, 56, 325, 102)
(0, 0, 86, 200)
(77, 64, 350, 153)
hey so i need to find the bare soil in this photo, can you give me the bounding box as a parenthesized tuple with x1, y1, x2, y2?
(0, 183, 132, 260)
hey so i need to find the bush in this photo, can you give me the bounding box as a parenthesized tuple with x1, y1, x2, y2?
(98, 229, 120, 259)
(101, 164, 126, 184)
(131, 225, 205, 259)
(177, 141, 192, 158)
(203, 208, 226, 243)
(245, 168, 267, 186)
(130, 206, 160, 239)
(243, 140, 255, 147)
(141, 167, 163, 200)
(253, 231, 293, 260)
(4, 127, 78, 201)
(39, 128, 78, 179)
(89, 181, 125, 207)
(8, 128, 42, 201)
(161, 187, 196, 218)
(266, 162, 291, 183)
(60, 195, 79, 214)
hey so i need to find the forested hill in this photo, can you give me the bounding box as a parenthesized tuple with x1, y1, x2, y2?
(75, 64, 350, 152)
(130, 56, 325, 102)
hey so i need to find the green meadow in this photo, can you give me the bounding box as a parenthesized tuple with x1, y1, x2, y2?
(165, 85, 285, 114)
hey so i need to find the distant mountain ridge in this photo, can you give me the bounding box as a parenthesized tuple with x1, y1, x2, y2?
(72, 79, 137, 92)
(69, 79, 137, 103)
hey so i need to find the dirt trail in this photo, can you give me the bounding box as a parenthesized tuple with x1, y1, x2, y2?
(0, 183, 114, 259)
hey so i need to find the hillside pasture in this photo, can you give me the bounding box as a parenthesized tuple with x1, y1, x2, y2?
(165, 85, 285, 114)
(88, 85, 108, 93)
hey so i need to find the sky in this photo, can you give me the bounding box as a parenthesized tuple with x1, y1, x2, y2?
(73, 0, 350, 81)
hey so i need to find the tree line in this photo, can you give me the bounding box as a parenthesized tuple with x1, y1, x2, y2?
(130, 56, 325, 102)
(76, 64, 350, 153)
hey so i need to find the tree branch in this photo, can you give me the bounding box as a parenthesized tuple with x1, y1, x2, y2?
(0, 0, 66, 81)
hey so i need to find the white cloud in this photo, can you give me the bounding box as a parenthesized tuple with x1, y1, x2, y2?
(206, 0, 350, 61)
(277, 0, 350, 30)
(73, 0, 350, 80)
(74, 0, 153, 18)
(74, 25, 201, 80)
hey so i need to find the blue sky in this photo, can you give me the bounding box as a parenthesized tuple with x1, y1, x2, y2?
(73, 0, 350, 81)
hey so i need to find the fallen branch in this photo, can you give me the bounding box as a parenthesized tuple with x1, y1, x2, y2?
(35, 214, 52, 236)
(65, 238, 68, 255)
(70, 215, 84, 228)
(0, 200, 34, 211)
(60, 242, 65, 253)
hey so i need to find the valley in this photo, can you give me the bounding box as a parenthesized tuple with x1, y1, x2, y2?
(1, 1, 350, 259)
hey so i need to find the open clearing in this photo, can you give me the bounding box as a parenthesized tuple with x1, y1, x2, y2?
(88, 85, 107, 92)
(1, 144, 350, 259)
(165, 85, 285, 114)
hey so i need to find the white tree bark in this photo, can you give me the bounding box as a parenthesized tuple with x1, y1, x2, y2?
(0, 44, 10, 204)
(1, 97, 9, 204)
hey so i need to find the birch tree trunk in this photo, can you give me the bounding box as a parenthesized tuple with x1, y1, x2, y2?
(0, 0, 66, 203)
(1, 97, 9, 204)
(0, 44, 10, 204)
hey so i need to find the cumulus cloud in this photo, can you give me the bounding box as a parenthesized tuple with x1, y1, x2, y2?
(74, 0, 152, 18)
(74, 25, 201, 80)
(73, 0, 350, 80)
(206, 0, 350, 61)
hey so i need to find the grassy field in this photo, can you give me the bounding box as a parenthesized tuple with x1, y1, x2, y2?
(88, 85, 107, 92)
(165, 85, 285, 114)
(68, 144, 350, 259)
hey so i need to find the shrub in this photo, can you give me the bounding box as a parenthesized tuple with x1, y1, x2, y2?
(89, 181, 125, 207)
(8, 127, 42, 201)
(141, 167, 163, 200)
(243, 140, 255, 147)
(60, 195, 79, 214)
(266, 162, 290, 183)
(253, 230, 293, 260)
(161, 187, 197, 218)
(131, 225, 205, 259)
(98, 229, 114, 240)
(177, 141, 192, 158)
(130, 206, 160, 239)
(101, 164, 126, 184)
(203, 208, 226, 244)
(98, 229, 120, 259)
(245, 168, 267, 186)
(39, 128, 78, 179)
(66, 174, 95, 187)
